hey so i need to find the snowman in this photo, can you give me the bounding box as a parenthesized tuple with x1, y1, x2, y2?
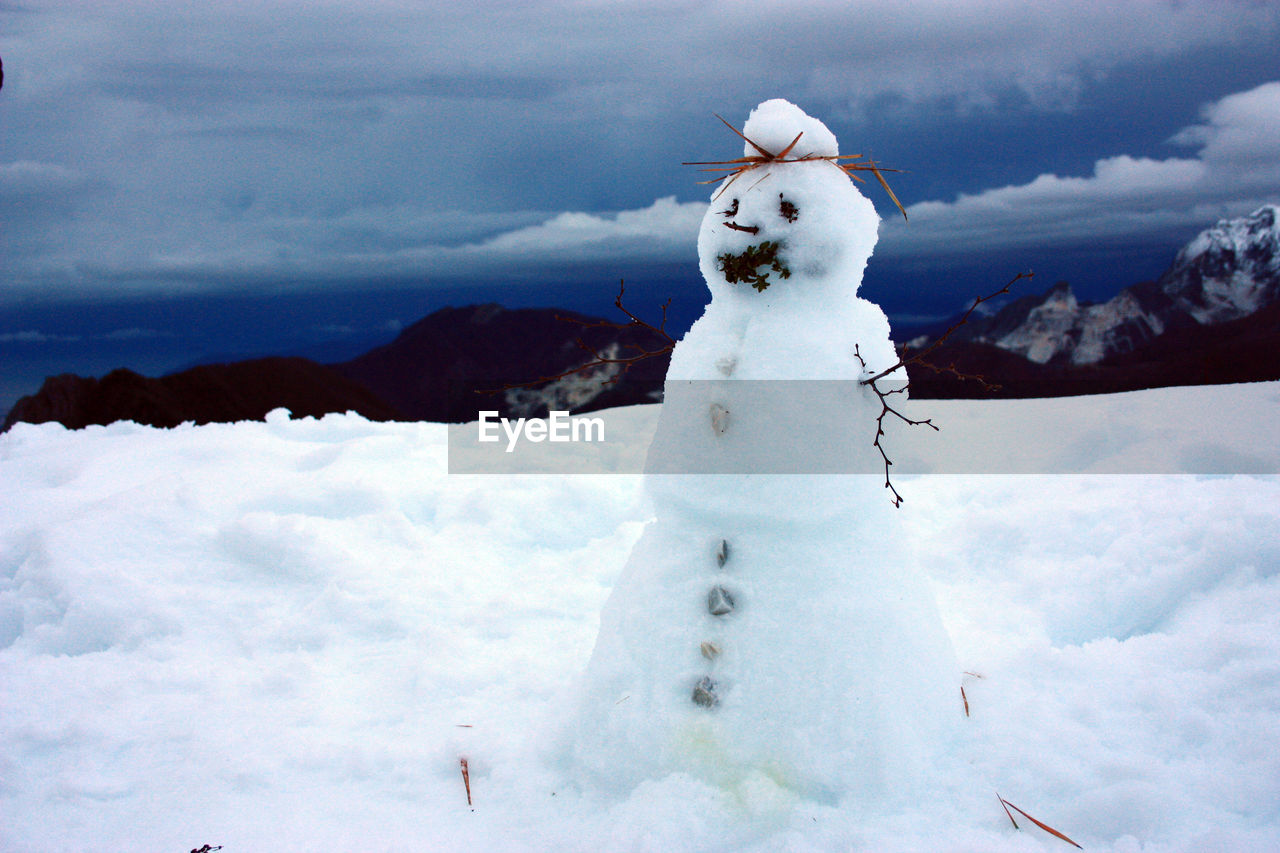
(562, 100, 961, 807)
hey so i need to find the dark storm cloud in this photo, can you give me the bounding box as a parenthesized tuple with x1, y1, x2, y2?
(179, 125, 307, 141)
(1, 0, 1278, 302)
(97, 59, 559, 105)
(880, 82, 1280, 257)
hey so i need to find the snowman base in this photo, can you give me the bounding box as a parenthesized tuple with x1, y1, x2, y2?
(565, 495, 961, 803)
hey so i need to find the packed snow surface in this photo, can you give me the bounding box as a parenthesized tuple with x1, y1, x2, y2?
(4, 385, 1280, 852)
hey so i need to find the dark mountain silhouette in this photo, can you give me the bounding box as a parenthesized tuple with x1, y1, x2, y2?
(7, 293, 1279, 431)
(3, 357, 402, 431)
(332, 303, 670, 423)
(3, 306, 670, 431)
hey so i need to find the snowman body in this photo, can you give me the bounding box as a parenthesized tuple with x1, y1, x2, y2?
(565, 101, 959, 804)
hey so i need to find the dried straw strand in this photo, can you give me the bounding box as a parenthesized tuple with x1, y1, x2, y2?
(684, 114, 908, 219)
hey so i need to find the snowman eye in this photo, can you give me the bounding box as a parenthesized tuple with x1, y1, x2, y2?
(720, 196, 758, 234)
(779, 196, 798, 223)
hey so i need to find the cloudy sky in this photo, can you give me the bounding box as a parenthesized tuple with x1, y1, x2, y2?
(1, 1, 1279, 367)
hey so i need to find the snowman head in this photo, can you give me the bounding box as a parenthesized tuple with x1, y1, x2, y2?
(694, 100, 885, 306)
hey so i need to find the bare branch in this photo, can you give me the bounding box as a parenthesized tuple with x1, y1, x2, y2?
(862, 271, 1034, 387)
(855, 344, 939, 508)
(857, 272, 1033, 505)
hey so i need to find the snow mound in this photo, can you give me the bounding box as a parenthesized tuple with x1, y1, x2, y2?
(0, 388, 1279, 849)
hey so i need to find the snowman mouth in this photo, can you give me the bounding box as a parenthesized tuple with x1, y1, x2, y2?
(716, 241, 792, 293)
(723, 221, 759, 235)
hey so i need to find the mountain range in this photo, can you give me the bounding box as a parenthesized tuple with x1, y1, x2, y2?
(928, 204, 1279, 366)
(905, 204, 1280, 397)
(3, 305, 673, 431)
(4, 206, 1278, 431)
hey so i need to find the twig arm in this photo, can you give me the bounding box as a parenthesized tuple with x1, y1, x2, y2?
(862, 271, 1034, 387)
(856, 271, 1033, 505)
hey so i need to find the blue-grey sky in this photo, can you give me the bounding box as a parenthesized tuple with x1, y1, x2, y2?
(2, 2, 1279, 329)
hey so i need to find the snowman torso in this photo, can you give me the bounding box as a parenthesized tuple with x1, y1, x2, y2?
(561, 100, 958, 805)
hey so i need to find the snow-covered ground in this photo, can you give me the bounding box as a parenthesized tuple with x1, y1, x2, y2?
(3, 383, 1279, 852)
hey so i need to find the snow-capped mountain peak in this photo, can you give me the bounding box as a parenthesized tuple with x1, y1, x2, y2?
(994, 281, 1079, 364)
(1160, 204, 1280, 324)
(952, 205, 1279, 365)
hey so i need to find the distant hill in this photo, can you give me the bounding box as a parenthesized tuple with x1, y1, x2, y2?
(3, 307, 671, 431)
(2, 357, 403, 431)
(333, 303, 670, 423)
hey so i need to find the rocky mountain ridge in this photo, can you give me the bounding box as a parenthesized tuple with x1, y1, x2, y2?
(943, 205, 1279, 365)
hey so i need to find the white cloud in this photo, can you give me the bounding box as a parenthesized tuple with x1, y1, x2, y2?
(877, 81, 1280, 257)
(454, 81, 1280, 267)
(473, 196, 704, 258)
(0, 328, 174, 344)
(24, 196, 705, 293)
(0, 330, 82, 343)
(0, 161, 86, 195)
(1170, 81, 1280, 164)
(7, 80, 1278, 297)
(100, 328, 174, 341)
(278, 197, 706, 282)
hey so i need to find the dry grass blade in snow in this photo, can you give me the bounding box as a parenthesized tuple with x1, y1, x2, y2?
(997, 794, 1083, 849)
